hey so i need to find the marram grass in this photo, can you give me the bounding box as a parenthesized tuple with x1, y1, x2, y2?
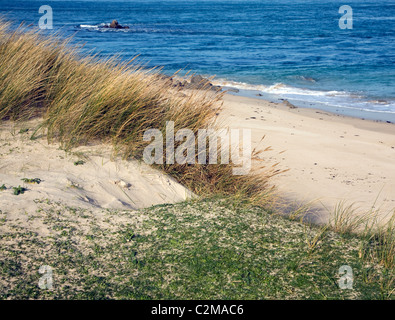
(0, 19, 281, 205)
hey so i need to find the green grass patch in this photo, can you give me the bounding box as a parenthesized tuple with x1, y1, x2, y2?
(0, 199, 393, 299)
(18, 128, 29, 134)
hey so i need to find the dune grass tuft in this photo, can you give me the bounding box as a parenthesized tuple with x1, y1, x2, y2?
(328, 199, 395, 271)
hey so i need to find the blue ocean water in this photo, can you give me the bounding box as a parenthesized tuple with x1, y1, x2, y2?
(1, 0, 394, 120)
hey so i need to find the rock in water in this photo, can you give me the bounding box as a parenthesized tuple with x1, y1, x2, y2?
(110, 20, 119, 28)
(107, 20, 129, 29)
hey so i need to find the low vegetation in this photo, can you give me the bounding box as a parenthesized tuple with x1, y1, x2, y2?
(0, 199, 393, 299)
(21, 178, 41, 184)
(73, 160, 85, 166)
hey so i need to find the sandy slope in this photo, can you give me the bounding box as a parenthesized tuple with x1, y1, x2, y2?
(1, 94, 394, 223)
(0, 120, 193, 215)
(221, 93, 395, 222)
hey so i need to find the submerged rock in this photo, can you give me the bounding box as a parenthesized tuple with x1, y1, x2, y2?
(300, 76, 317, 83)
(226, 88, 239, 93)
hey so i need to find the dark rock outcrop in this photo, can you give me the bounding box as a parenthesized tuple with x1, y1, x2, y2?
(105, 20, 129, 29)
(187, 75, 221, 92)
(156, 74, 222, 92)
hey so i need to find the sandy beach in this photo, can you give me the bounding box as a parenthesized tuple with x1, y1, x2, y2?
(220, 93, 395, 222)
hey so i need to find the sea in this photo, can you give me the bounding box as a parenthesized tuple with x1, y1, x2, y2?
(1, 0, 394, 121)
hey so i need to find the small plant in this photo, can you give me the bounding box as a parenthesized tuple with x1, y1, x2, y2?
(363, 213, 395, 270)
(21, 178, 41, 184)
(304, 224, 329, 253)
(19, 128, 29, 134)
(13, 186, 27, 195)
(74, 160, 85, 166)
(330, 200, 377, 234)
(0, 184, 6, 191)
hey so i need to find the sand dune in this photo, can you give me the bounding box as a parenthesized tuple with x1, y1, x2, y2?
(1, 94, 394, 224)
(0, 120, 193, 216)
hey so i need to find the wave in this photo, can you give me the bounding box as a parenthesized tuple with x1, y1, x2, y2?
(76, 23, 189, 34)
(77, 23, 130, 32)
(211, 79, 395, 114)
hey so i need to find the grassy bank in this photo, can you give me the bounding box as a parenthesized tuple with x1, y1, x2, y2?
(0, 199, 393, 299)
(0, 20, 279, 206)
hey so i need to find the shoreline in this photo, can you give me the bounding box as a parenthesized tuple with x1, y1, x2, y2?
(220, 92, 395, 222)
(218, 84, 395, 124)
(173, 74, 395, 123)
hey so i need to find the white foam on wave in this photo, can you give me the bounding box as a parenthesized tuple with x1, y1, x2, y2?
(212, 79, 395, 114)
(77, 23, 183, 34)
(77, 23, 131, 32)
(79, 24, 98, 28)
